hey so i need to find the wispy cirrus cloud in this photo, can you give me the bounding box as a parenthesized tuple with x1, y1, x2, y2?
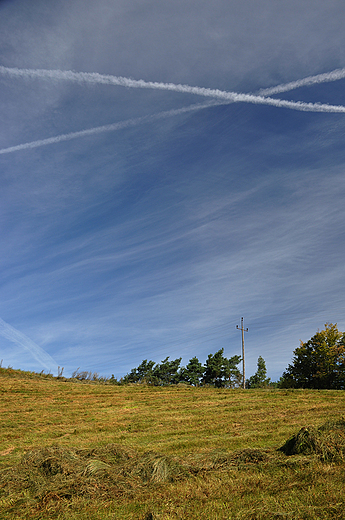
(1, 1, 345, 382)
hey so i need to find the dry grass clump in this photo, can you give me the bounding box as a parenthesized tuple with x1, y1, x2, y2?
(1, 419, 344, 519)
(76, 443, 137, 465)
(0, 444, 136, 508)
(132, 452, 188, 483)
(0, 443, 191, 514)
(0, 444, 145, 516)
(279, 418, 345, 462)
(0, 442, 274, 516)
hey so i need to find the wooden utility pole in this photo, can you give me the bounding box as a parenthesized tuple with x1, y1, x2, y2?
(236, 317, 248, 389)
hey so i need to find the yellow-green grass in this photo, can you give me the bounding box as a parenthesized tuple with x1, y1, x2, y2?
(0, 367, 344, 519)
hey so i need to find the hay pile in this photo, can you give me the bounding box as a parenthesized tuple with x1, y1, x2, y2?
(279, 418, 345, 462)
(0, 444, 137, 504)
(1, 419, 343, 512)
(0, 443, 190, 508)
(0, 443, 273, 511)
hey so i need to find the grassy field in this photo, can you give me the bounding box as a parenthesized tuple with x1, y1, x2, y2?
(0, 368, 344, 519)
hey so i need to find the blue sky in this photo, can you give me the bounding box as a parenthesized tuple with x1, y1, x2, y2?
(0, 0, 345, 381)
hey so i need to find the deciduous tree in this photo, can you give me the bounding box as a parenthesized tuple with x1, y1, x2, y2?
(280, 323, 345, 389)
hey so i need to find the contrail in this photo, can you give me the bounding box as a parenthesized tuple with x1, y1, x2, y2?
(0, 94, 343, 156)
(0, 317, 57, 372)
(1, 66, 345, 155)
(0, 101, 219, 155)
(1, 65, 345, 113)
(258, 67, 345, 96)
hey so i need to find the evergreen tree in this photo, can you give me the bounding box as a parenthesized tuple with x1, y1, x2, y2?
(180, 356, 204, 386)
(152, 357, 182, 385)
(123, 359, 155, 383)
(247, 356, 270, 388)
(203, 348, 241, 388)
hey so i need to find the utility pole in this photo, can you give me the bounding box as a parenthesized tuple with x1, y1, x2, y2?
(236, 317, 248, 389)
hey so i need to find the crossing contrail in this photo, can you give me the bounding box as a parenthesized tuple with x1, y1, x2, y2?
(1, 65, 345, 113)
(0, 317, 57, 372)
(1, 65, 345, 155)
(258, 67, 345, 96)
(0, 101, 219, 155)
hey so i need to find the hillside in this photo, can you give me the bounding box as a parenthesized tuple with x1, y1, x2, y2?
(0, 368, 344, 519)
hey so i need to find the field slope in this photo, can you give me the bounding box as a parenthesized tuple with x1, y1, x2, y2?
(0, 368, 344, 519)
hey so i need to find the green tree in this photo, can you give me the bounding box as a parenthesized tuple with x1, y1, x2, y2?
(203, 348, 241, 388)
(179, 356, 204, 386)
(152, 357, 182, 385)
(247, 356, 270, 388)
(280, 323, 345, 389)
(123, 359, 155, 383)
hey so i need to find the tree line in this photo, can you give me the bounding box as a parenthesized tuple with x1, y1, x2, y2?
(110, 323, 344, 390)
(110, 348, 271, 388)
(3, 323, 342, 389)
(121, 348, 242, 388)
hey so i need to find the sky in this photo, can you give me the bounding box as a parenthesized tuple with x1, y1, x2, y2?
(0, 0, 345, 382)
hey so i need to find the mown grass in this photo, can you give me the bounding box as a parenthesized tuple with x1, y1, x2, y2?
(0, 367, 344, 519)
